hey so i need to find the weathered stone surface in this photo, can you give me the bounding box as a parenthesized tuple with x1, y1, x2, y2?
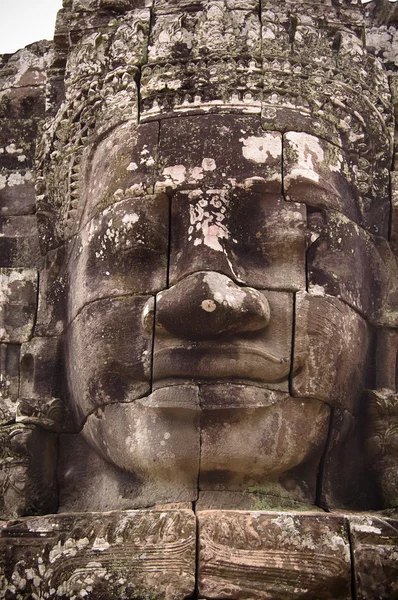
(69, 194, 169, 322)
(0, 269, 38, 343)
(0, 510, 196, 599)
(349, 515, 398, 600)
(80, 120, 160, 225)
(80, 393, 200, 506)
(148, 5, 261, 63)
(292, 291, 370, 414)
(0, 169, 36, 218)
(156, 272, 271, 339)
(391, 171, 398, 256)
(0, 44, 50, 92)
(154, 290, 293, 392)
(169, 189, 306, 290)
(365, 389, 398, 509)
(0, 423, 57, 518)
(0, 119, 38, 171)
(198, 511, 351, 599)
(0, 215, 42, 268)
(66, 295, 153, 422)
(307, 210, 398, 325)
(58, 420, 199, 511)
(284, 132, 389, 237)
(374, 328, 398, 390)
(199, 392, 330, 505)
(0, 3, 395, 588)
(0, 344, 20, 408)
(156, 115, 281, 193)
(319, 407, 376, 511)
(34, 245, 68, 337)
(16, 337, 71, 433)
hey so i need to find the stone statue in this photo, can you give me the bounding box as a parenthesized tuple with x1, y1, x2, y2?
(0, 0, 397, 598)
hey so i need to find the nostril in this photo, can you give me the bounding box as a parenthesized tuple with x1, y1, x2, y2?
(155, 271, 270, 340)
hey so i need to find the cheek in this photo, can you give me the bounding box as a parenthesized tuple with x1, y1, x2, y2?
(292, 291, 370, 413)
(65, 295, 153, 425)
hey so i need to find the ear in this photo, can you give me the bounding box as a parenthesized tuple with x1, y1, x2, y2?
(17, 336, 77, 433)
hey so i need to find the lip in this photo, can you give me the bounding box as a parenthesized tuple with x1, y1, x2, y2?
(153, 344, 291, 384)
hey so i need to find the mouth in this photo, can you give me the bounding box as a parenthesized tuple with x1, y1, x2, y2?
(153, 343, 291, 385)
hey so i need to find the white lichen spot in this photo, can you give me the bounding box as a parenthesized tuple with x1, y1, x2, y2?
(351, 523, 382, 535)
(201, 299, 217, 312)
(201, 158, 216, 171)
(189, 166, 204, 182)
(309, 284, 326, 297)
(162, 165, 187, 186)
(287, 132, 325, 184)
(240, 134, 281, 163)
(122, 213, 139, 225)
(127, 162, 138, 171)
(7, 170, 33, 186)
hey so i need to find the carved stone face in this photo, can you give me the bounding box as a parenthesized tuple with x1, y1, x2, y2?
(62, 109, 390, 509)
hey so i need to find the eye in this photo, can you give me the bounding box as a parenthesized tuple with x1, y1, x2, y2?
(76, 194, 169, 297)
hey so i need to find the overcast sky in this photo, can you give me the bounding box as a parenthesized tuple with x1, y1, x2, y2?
(0, 0, 63, 54)
(0, 0, 396, 55)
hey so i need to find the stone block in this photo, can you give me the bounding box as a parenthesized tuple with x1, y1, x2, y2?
(81, 392, 200, 507)
(292, 291, 370, 414)
(199, 390, 329, 504)
(16, 337, 72, 433)
(0, 215, 42, 268)
(0, 423, 57, 518)
(349, 515, 398, 600)
(0, 510, 196, 599)
(58, 387, 200, 511)
(0, 44, 50, 92)
(319, 407, 377, 511)
(198, 511, 352, 599)
(0, 169, 36, 217)
(81, 120, 159, 224)
(169, 189, 306, 290)
(0, 85, 45, 120)
(69, 194, 168, 321)
(307, 210, 397, 325)
(66, 295, 154, 422)
(156, 115, 281, 194)
(284, 133, 359, 223)
(35, 244, 68, 337)
(0, 269, 38, 344)
(0, 119, 38, 170)
(0, 343, 20, 406)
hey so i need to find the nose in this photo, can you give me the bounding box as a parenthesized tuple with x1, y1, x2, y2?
(153, 271, 270, 340)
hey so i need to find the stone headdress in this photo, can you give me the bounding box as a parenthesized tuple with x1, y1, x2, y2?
(35, 0, 396, 250)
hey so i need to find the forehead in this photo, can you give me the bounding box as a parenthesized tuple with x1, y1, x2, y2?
(82, 112, 387, 235)
(67, 111, 395, 331)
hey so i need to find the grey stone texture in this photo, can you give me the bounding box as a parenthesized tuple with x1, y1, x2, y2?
(0, 0, 397, 598)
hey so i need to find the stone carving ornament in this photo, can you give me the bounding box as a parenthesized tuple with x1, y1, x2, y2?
(0, 0, 398, 598)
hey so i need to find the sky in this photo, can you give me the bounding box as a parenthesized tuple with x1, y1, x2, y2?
(0, 0, 63, 54)
(0, 0, 396, 55)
